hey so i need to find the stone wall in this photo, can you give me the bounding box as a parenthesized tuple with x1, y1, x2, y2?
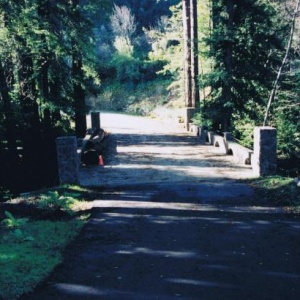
(252, 127, 277, 176)
(56, 136, 79, 184)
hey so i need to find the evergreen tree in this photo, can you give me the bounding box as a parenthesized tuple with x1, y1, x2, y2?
(183, 0, 192, 107)
(203, 0, 285, 132)
(114, 0, 180, 30)
(0, 0, 109, 195)
(190, 0, 200, 108)
(183, 0, 200, 108)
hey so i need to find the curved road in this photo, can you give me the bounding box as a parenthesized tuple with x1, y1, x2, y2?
(22, 113, 300, 300)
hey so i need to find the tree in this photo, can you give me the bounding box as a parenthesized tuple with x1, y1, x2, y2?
(202, 0, 286, 132)
(190, 0, 200, 108)
(182, 0, 192, 107)
(110, 4, 137, 47)
(69, 0, 87, 138)
(144, 4, 183, 84)
(0, 62, 18, 169)
(182, 0, 200, 109)
(263, 0, 300, 126)
(114, 0, 180, 30)
(0, 0, 108, 195)
(265, 0, 300, 164)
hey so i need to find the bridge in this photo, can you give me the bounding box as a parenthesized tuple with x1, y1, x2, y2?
(25, 112, 300, 300)
(56, 112, 276, 186)
(78, 113, 255, 187)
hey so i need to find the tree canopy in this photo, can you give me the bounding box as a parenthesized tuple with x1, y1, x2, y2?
(0, 0, 109, 195)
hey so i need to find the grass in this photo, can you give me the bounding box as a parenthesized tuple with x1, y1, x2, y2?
(246, 176, 300, 213)
(0, 185, 93, 300)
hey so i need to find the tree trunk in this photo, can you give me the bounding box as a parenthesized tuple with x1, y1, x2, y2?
(19, 53, 43, 182)
(72, 51, 87, 138)
(183, 0, 192, 107)
(37, 0, 52, 140)
(71, 0, 87, 138)
(0, 62, 18, 166)
(222, 0, 234, 131)
(190, 0, 200, 108)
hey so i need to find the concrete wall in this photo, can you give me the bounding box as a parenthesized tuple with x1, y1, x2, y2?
(56, 136, 79, 184)
(252, 127, 277, 176)
(190, 125, 277, 176)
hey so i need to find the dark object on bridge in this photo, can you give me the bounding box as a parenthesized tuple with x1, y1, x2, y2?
(81, 141, 99, 166)
(81, 128, 107, 166)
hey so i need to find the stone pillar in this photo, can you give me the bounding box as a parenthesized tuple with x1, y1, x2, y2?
(253, 127, 277, 176)
(56, 136, 79, 184)
(207, 131, 214, 145)
(184, 107, 195, 131)
(199, 127, 207, 143)
(190, 124, 199, 136)
(91, 111, 100, 129)
(223, 132, 232, 143)
(223, 132, 231, 153)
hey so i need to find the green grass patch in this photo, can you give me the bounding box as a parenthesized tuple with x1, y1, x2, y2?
(247, 176, 300, 213)
(0, 220, 84, 300)
(0, 186, 92, 300)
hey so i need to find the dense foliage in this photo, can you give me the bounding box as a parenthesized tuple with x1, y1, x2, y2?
(0, 0, 110, 197)
(194, 0, 300, 174)
(114, 0, 179, 30)
(200, 0, 285, 131)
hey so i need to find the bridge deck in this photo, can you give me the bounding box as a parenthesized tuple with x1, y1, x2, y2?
(79, 113, 254, 187)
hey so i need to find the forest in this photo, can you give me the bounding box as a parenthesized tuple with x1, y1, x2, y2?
(0, 0, 299, 200)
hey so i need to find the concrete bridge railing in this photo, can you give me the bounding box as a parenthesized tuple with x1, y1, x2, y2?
(55, 112, 277, 184)
(190, 125, 277, 177)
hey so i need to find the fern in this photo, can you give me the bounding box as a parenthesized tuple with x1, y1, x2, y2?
(37, 191, 81, 215)
(1, 211, 28, 228)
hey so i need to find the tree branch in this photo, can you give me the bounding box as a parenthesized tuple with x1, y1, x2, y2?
(263, 0, 300, 126)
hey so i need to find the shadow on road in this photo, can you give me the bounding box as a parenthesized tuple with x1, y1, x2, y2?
(79, 132, 253, 187)
(22, 184, 300, 300)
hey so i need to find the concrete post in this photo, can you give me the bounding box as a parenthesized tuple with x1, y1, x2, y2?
(184, 107, 195, 131)
(91, 112, 101, 129)
(190, 124, 199, 136)
(56, 136, 79, 184)
(199, 127, 207, 143)
(253, 127, 277, 176)
(207, 131, 214, 145)
(223, 132, 231, 153)
(223, 132, 232, 142)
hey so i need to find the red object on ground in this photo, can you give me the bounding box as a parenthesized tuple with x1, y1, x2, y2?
(98, 155, 104, 166)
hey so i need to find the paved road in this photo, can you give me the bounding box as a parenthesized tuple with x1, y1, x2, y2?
(79, 113, 254, 187)
(22, 113, 300, 300)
